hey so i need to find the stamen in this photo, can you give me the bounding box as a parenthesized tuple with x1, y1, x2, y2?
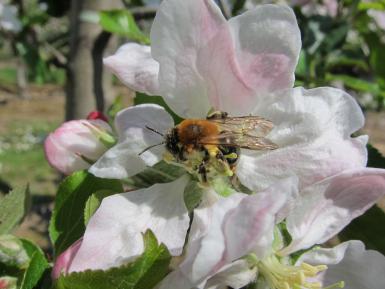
(257, 255, 343, 289)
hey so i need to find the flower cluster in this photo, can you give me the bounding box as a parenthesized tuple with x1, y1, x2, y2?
(45, 0, 385, 288)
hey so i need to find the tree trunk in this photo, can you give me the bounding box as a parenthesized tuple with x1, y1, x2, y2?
(66, 0, 122, 120)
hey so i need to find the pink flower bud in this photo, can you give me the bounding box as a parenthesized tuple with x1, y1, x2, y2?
(87, 111, 109, 122)
(52, 239, 83, 279)
(44, 119, 113, 175)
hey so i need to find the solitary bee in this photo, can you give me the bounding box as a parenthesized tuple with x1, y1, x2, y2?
(143, 111, 278, 183)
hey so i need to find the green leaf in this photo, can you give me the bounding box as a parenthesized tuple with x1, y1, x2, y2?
(339, 205, 385, 255)
(49, 171, 123, 255)
(84, 190, 116, 225)
(358, 1, 385, 11)
(325, 73, 385, 97)
(231, 0, 246, 15)
(99, 10, 149, 44)
(367, 144, 385, 168)
(0, 187, 30, 234)
(134, 92, 183, 124)
(54, 231, 171, 289)
(184, 180, 203, 213)
(364, 32, 385, 80)
(0, 236, 50, 289)
(19, 239, 50, 289)
(125, 161, 186, 189)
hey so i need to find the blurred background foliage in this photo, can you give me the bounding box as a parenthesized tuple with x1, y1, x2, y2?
(0, 0, 385, 287)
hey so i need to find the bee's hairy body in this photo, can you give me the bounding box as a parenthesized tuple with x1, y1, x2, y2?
(165, 119, 240, 183)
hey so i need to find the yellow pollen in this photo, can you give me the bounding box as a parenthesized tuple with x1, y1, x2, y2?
(257, 255, 344, 289)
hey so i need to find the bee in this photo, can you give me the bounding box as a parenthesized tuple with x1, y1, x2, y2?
(142, 111, 278, 183)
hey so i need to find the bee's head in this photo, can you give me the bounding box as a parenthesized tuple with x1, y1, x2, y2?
(165, 127, 180, 155)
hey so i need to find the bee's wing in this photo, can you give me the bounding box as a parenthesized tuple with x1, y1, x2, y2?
(208, 116, 274, 137)
(199, 132, 278, 150)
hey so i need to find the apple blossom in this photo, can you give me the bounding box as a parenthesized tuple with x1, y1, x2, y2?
(92, 0, 367, 196)
(50, 1, 385, 287)
(0, 277, 17, 289)
(44, 119, 115, 175)
(157, 169, 385, 289)
(297, 240, 385, 289)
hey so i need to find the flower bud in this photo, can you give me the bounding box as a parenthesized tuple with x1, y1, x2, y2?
(44, 119, 115, 175)
(52, 239, 83, 279)
(86, 111, 109, 122)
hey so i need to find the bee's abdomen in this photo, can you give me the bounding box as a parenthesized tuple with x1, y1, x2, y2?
(219, 145, 240, 166)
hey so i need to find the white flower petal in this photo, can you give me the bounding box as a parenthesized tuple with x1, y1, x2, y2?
(212, 4, 301, 116)
(297, 240, 385, 289)
(223, 178, 295, 261)
(150, 0, 226, 118)
(89, 104, 174, 179)
(180, 193, 246, 284)
(160, 181, 291, 289)
(280, 168, 385, 255)
(204, 260, 258, 289)
(68, 175, 190, 272)
(237, 87, 367, 192)
(156, 270, 196, 289)
(103, 43, 160, 95)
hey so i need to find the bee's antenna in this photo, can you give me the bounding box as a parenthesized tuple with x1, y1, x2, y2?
(145, 126, 164, 137)
(138, 142, 165, 156)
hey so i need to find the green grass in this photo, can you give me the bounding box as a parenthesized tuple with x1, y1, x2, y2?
(0, 67, 17, 85)
(0, 121, 60, 196)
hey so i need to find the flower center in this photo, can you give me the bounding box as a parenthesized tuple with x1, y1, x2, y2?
(256, 255, 344, 289)
(163, 145, 236, 184)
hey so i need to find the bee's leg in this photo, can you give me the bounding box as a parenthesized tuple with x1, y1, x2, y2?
(198, 163, 208, 183)
(215, 149, 225, 161)
(197, 149, 211, 183)
(178, 145, 187, 161)
(206, 111, 228, 120)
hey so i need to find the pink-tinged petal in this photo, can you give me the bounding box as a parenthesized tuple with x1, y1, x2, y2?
(161, 181, 292, 288)
(297, 241, 385, 289)
(69, 175, 190, 272)
(44, 119, 112, 175)
(179, 193, 246, 284)
(52, 239, 83, 279)
(223, 178, 295, 261)
(89, 104, 174, 179)
(151, 1, 301, 118)
(150, 0, 226, 118)
(157, 193, 247, 289)
(237, 87, 367, 192)
(280, 168, 385, 255)
(103, 43, 160, 95)
(204, 260, 257, 289)
(213, 4, 300, 115)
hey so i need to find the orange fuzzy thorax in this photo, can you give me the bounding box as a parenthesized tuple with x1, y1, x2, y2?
(176, 119, 219, 146)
